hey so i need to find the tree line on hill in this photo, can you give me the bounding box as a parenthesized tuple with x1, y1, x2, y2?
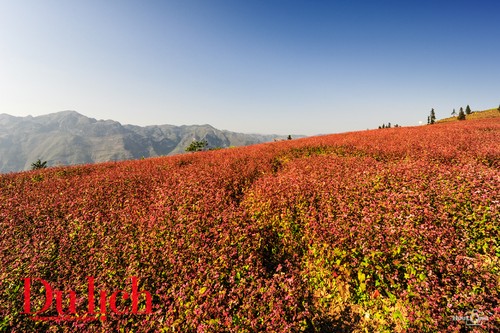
(452, 105, 471, 121)
(378, 123, 400, 129)
(379, 103, 492, 130)
(429, 104, 474, 124)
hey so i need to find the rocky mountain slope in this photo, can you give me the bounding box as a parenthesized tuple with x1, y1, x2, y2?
(0, 111, 287, 173)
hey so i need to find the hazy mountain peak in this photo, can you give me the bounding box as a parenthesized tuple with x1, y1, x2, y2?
(55, 110, 82, 115)
(0, 113, 20, 125)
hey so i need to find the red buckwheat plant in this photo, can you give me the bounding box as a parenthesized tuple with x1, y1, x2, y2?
(1, 118, 498, 332)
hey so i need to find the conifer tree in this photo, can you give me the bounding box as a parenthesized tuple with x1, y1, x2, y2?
(465, 105, 472, 115)
(457, 107, 466, 120)
(429, 109, 436, 124)
(451, 108, 456, 116)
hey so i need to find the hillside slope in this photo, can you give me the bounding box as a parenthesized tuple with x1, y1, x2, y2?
(0, 111, 287, 173)
(437, 107, 500, 123)
(1, 117, 498, 332)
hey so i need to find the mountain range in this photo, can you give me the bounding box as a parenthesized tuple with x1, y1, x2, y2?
(0, 111, 290, 173)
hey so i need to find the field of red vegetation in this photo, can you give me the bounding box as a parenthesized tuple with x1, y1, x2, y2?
(1, 118, 499, 332)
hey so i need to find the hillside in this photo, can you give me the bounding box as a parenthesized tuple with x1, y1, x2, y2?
(437, 107, 500, 123)
(0, 111, 288, 173)
(0, 117, 498, 332)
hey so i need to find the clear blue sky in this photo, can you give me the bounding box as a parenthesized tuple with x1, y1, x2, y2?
(1, 0, 499, 135)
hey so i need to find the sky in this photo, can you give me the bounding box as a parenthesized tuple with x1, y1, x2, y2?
(0, 0, 499, 136)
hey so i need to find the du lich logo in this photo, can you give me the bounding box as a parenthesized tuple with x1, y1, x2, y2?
(22, 276, 152, 322)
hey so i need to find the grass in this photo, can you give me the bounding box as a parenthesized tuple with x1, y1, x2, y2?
(437, 107, 500, 123)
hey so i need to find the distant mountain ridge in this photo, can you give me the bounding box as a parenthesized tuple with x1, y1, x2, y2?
(0, 111, 289, 173)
